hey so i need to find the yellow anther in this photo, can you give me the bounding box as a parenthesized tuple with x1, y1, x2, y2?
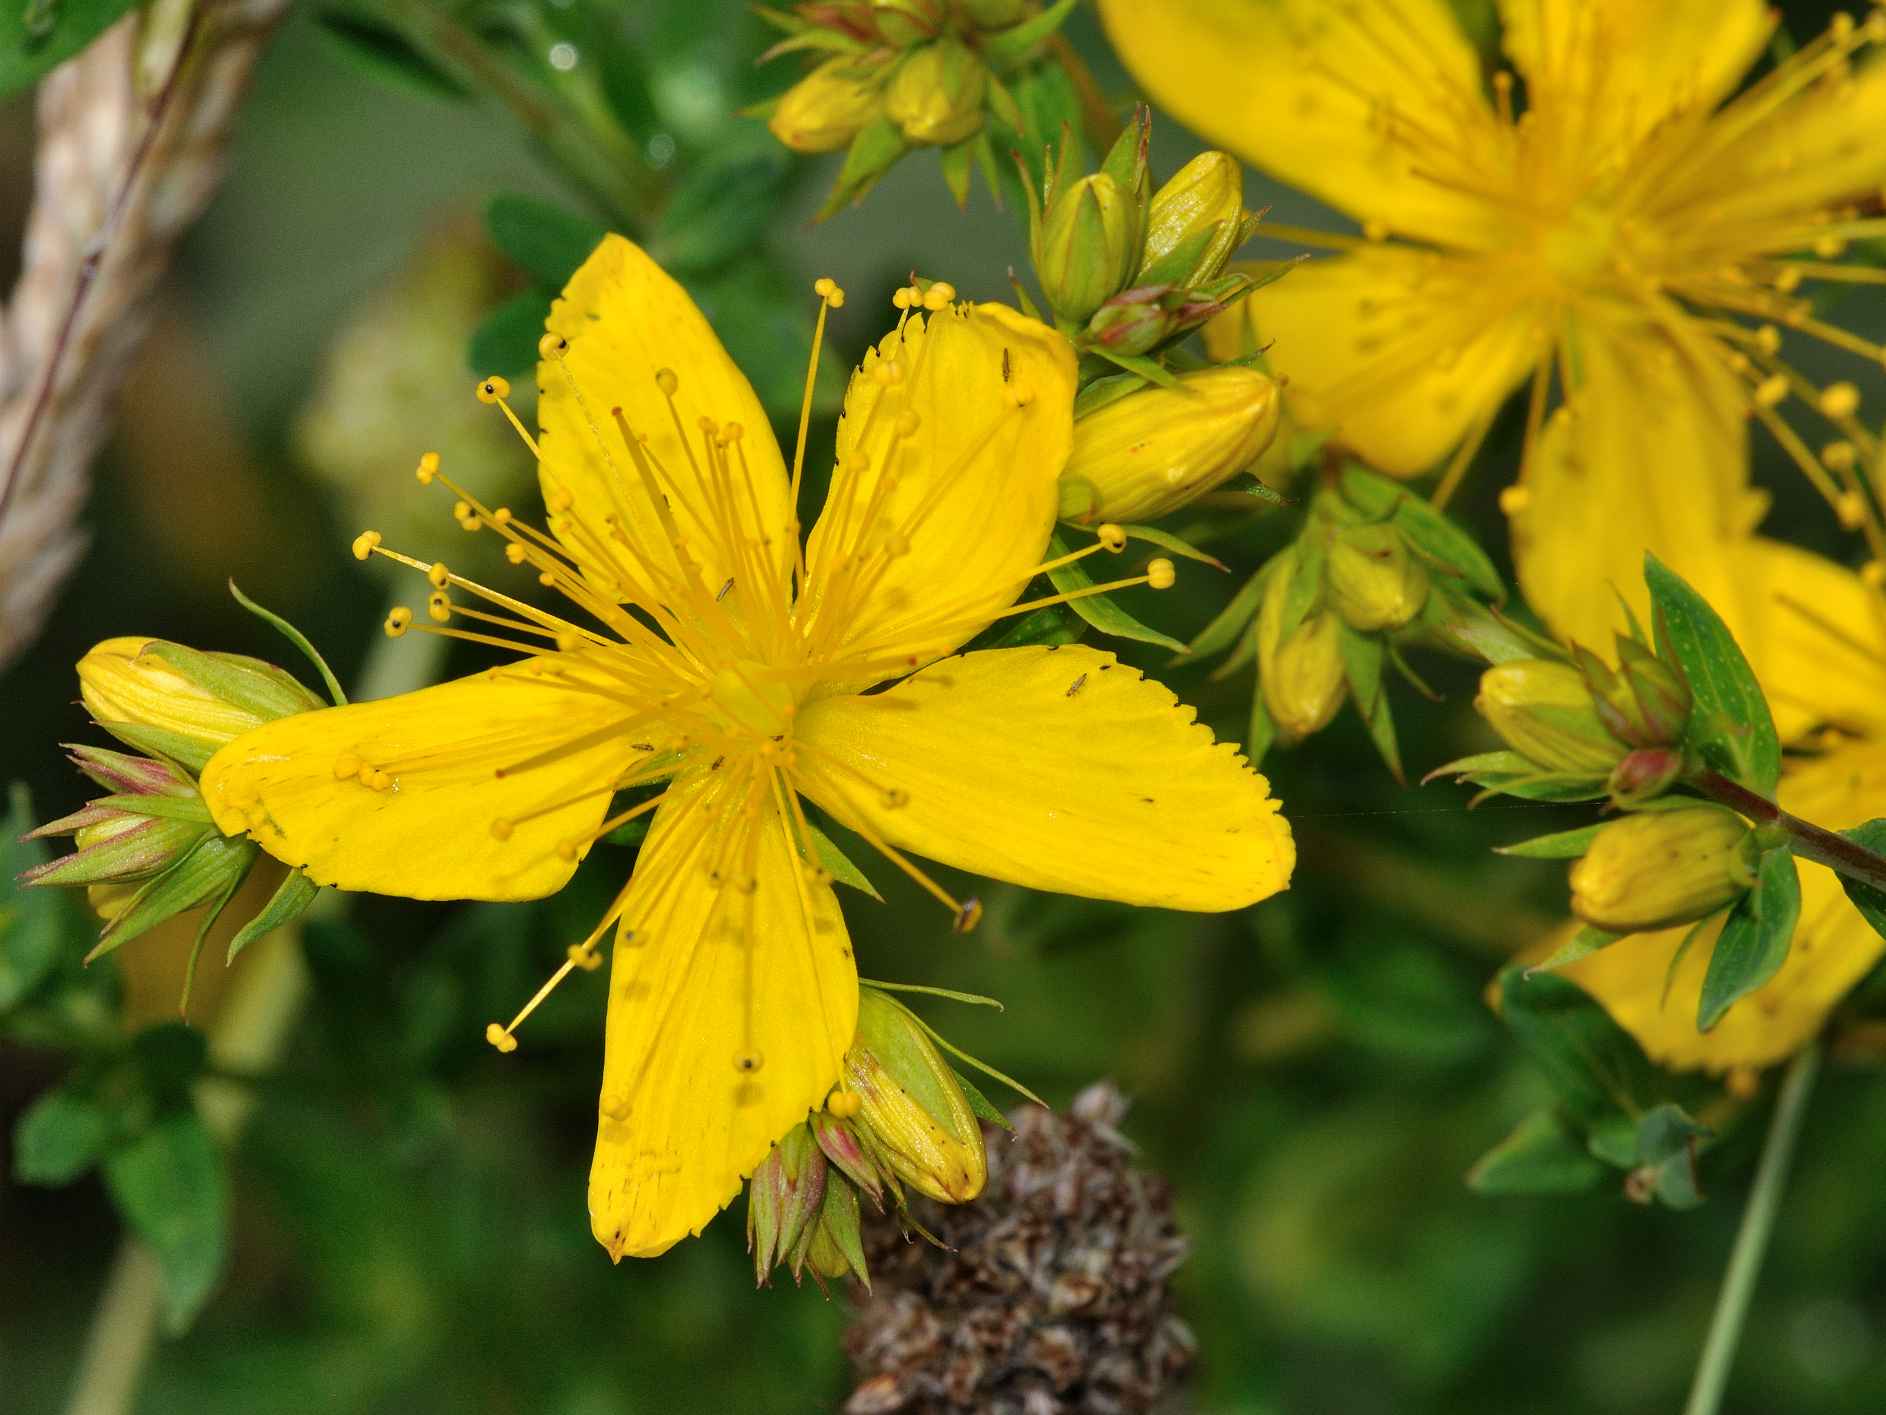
(384, 606, 412, 638)
(492, 507, 513, 526)
(954, 898, 984, 934)
(547, 486, 574, 513)
(921, 281, 954, 311)
(655, 367, 679, 396)
(891, 287, 914, 310)
(333, 753, 362, 781)
(567, 944, 602, 972)
(895, 410, 922, 438)
(733, 1051, 765, 1073)
(814, 276, 845, 308)
(537, 332, 569, 360)
(1824, 441, 1859, 472)
(722, 421, 744, 442)
(1820, 382, 1861, 418)
(352, 530, 383, 561)
(416, 451, 441, 484)
(1774, 266, 1804, 294)
(505, 542, 528, 564)
(363, 767, 393, 792)
(475, 376, 510, 404)
(554, 629, 580, 652)
(1498, 485, 1531, 516)
(1147, 557, 1177, 590)
(485, 1023, 519, 1054)
(1754, 325, 1782, 355)
(882, 530, 911, 557)
(1838, 491, 1869, 529)
(874, 359, 905, 386)
(1754, 374, 1790, 408)
(1097, 523, 1127, 552)
(428, 591, 452, 622)
(427, 561, 450, 589)
(453, 499, 475, 525)
(1814, 234, 1848, 260)
(490, 817, 514, 842)
(827, 1089, 862, 1119)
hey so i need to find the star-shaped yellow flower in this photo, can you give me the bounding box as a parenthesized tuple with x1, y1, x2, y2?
(1099, 0, 1886, 648)
(1556, 539, 1886, 1072)
(198, 236, 1295, 1257)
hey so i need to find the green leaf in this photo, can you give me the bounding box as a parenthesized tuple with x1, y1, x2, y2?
(818, 115, 906, 218)
(485, 195, 608, 290)
(808, 825, 881, 901)
(226, 868, 321, 964)
(90, 793, 212, 824)
(978, 603, 1084, 651)
(1072, 370, 1150, 420)
(0, 0, 137, 101)
(1496, 966, 1660, 1126)
(1044, 532, 1185, 653)
(1467, 1109, 1607, 1197)
(312, 12, 466, 103)
(2, 783, 85, 1008)
(132, 1021, 209, 1102)
(13, 1089, 111, 1185)
(102, 1113, 228, 1333)
(1085, 346, 1182, 388)
(467, 291, 550, 377)
(1697, 846, 1801, 1032)
(1837, 820, 1886, 941)
(650, 141, 792, 273)
(228, 580, 347, 706)
(1496, 824, 1605, 859)
(1644, 553, 1780, 793)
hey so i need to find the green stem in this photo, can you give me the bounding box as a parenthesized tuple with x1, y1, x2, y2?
(1682, 1041, 1821, 1415)
(1694, 769, 1886, 896)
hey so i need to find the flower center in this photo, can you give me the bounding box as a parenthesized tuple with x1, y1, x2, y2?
(1537, 198, 1618, 289)
(709, 660, 798, 741)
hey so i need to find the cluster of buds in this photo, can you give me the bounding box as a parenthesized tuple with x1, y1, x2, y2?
(1025, 111, 1270, 359)
(747, 986, 1000, 1291)
(20, 637, 325, 992)
(1208, 463, 1509, 771)
(759, 0, 1080, 215)
(1472, 630, 1693, 806)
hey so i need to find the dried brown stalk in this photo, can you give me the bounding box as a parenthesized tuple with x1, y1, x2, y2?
(0, 0, 290, 671)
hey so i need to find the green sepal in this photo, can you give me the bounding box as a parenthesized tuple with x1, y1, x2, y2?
(1495, 824, 1605, 859)
(1082, 345, 1181, 388)
(1631, 1103, 1710, 1210)
(979, 0, 1080, 68)
(1466, 1109, 1607, 1197)
(1697, 845, 1801, 1032)
(1119, 524, 1225, 570)
(1338, 626, 1402, 781)
(817, 115, 907, 218)
(808, 825, 882, 901)
(1072, 369, 1150, 419)
(25, 816, 209, 890)
(86, 833, 258, 964)
(1495, 966, 1662, 1128)
(90, 793, 213, 825)
(1644, 553, 1779, 794)
(1179, 561, 1269, 663)
(143, 642, 323, 722)
(1425, 750, 1607, 803)
(1527, 925, 1622, 975)
(1246, 687, 1277, 766)
(226, 868, 322, 965)
(950, 1065, 1014, 1132)
(1836, 820, 1886, 942)
(90, 721, 214, 775)
(228, 580, 347, 706)
(1044, 532, 1185, 653)
(939, 136, 975, 207)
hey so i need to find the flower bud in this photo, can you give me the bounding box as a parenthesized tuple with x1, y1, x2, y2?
(957, 0, 1026, 27)
(1326, 522, 1430, 632)
(1262, 609, 1347, 745)
(811, 1111, 885, 1208)
(1059, 367, 1280, 523)
(1033, 173, 1140, 325)
(795, 1172, 869, 1287)
(1607, 746, 1685, 807)
(870, 0, 942, 46)
(1475, 660, 1627, 778)
(767, 58, 884, 154)
(1569, 808, 1757, 933)
(884, 40, 985, 147)
(1140, 151, 1247, 288)
(1615, 637, 1692, 746)
(1082, 273, 1249, 356)
(747, 1123, 829, 1285)
(78, 637, 322, 769)
(844, 988, 986, 1204)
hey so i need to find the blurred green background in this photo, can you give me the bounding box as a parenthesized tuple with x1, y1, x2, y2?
(5, 2, 1886, 1412)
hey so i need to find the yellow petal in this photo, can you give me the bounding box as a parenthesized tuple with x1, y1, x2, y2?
(201, 653, 657, 900)
(1096, 0, 1495, 246)
(794, 645, 1293, 910)
(1561, 739, 1886, 1072)
(589, 767, 856, 1257)
(1508, 317, 1760, 649)
(1498, 0, 1772, 157)
(538, 234, 792, 612)
(1206, 250, 1541, 476)
(799, 302, 1076, 671)
(1720, 538, 1886, 745)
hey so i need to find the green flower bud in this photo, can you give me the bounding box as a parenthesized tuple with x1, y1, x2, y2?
(1060, 367, 1280, 523)
(1033, 173, 1140, 325)
(1326, 522, 1429, 632)
(1262, 609, 1347, 745)
(884, 40, 986, 147)
(79, 636, 322, 770)
(871, 0, 942, 47)
(1082, 273, 1250, 357)
(1569, 808, 1757, 934)
(746, 1123, 828, 1286)
(1476, 660, 1627, 778)
(958, 0, 1027, 28)
(1615, 637, 1692, 746)
(844, 989, 986, 1204)
(1139, 151, 1248, 288)
(767, 58, 884, 155)
(1607, 746, 1685, 807)
(795, 1173, 869, 1287)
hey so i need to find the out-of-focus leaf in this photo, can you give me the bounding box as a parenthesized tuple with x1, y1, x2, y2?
(1838, 820, 1886, 942)
(132, 1021, 209, 1102)
(313, 13, 466, 102)
(1645, 553, 1779, 793)
(468, 290, 551, 376)
(485, 195, 608, 290)
(650, 140, 791, 273)
(0, 0, 138, 100)
(102, 1112, 228, 1333)
(1467, 1109, 1606, 1196)
(1632, 1103, 1709, 1210)
(1698, 846, 1801, 1032)
(1495, 966, 1659, 1126)
(13, 1088, 112, 1185)
(2, 783, 71, 1009)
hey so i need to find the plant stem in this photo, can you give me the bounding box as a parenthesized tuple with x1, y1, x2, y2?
(1682, 1041, 1821, 1415)
(1694, 769, 1886, 895)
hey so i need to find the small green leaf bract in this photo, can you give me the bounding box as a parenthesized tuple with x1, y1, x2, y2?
(1466, 1109, 1606, 1197)
(485, 195, 609, 291)
(1697, 846, 1801, 1031)
(1644, 553, 1780, 793)
(1044, 532, 1185, 653)
(1837, 820, 1886, 942)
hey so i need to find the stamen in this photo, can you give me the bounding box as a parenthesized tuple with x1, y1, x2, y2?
(475, 374, 540, 458)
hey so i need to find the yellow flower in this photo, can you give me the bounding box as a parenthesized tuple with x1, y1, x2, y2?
(1099, 1, 1886, 648)
(198, 237, 1295, 1257)
(1553, 539, 1886, 1071)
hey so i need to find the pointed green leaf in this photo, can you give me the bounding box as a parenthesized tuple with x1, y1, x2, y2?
(1837, 820, 1886, 941)
(87, 833, 257, 964)
(1698, 846, 1801, 1031)
(1496, 824, 1605, 859)
(485, 195, 608, 289)
(1527, 925, 1621, 975)
(226, 869, 321, 964)
(1, 784, 72, 1008)
(103, 1113, 228, 1333)
(1045, 532, 1185, 652)
(1497, 966, 1660, 1125)
(950, 1066, 1014, 1132)
(1338, 463, 1504, 600)
(14, 1089, 112, 1185)
(1644, 553, 1779, 793)
(1180, 562, 1268, 662)
(1467, 1109, 1607, 1196)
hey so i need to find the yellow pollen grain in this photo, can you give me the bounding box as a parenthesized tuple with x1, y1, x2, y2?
(922, 281, 955, 310)
(416, 451, 441, 484)
(1147, 557, 1177, 590)
(827, 1089, 862, 1118)
(363, 767, 392, 792)
(427, 561, 450, 588)
(428, 591, 452, 622)
(814, 276, 846, 308)
(537, 332, 568, 359)
(352, 530, 383, 560)
(333, 752, 362, 780)
(505, 542, 528, 564)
